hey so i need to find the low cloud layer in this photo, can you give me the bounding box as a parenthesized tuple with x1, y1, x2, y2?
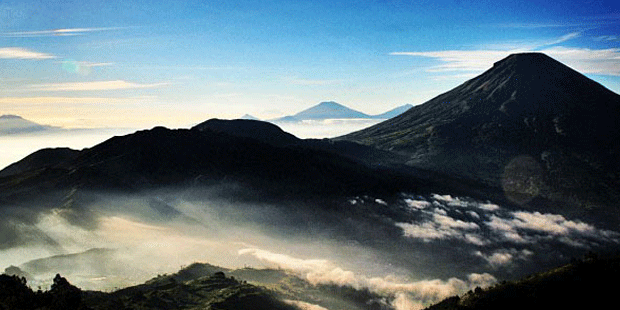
(395, 194, 619, 268)
(240, 248, 496, 310)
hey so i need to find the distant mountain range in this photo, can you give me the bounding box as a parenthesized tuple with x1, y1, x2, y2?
(266, 101, 412, 122)
(0, 114, 57, 135)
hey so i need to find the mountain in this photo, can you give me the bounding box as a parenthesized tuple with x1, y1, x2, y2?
(192, 119, 300, 147)
(425, 254, 619, 310)
(239, 114, 260, 120)
(271, 101, 414, 122)
(1, 261, 391, 310)
(0, 269, 297, 310)
(339, 53, 620, 212)
(371, 104, 413, 119)
(0, 121, 416, 206)
(0, 114, 56, 135)
(273, 101, 371, 122)
(0, 148, 80, 178)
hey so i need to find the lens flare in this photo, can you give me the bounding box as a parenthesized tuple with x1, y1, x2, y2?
(61, 59, 91, 76)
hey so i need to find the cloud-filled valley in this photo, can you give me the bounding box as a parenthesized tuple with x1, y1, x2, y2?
(1, 187, 618, 309)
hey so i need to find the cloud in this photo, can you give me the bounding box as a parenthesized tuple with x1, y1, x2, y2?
(494, 22, 584, 29)
(283, 300, 329, 310)
(30, 80, 168, 91)
(1, 27, 126, 37)
(0, 47, 56, 60)
(474, 249, 534, 268)
(546, 32, 581, 45)
(0, 96, 152, 105)
(396, 194, 619, 250)
(392, 47, 620, 76)
(396, 211, 484, 245)
(594, 35, 619, 42)
(59, 60, 114, 76)
(485, 210, 618, 247)
(390, 50, 511, 72)
(403, 199, 432, 210)
(539, 46, 620, 76)
(390, 32, 620, 76)
(239, 247, 496, 310)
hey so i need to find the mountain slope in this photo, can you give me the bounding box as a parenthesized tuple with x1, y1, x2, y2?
(0, 148, 79, 178)
(371, 104, 413, 119)
(339, 53, 620, 210)
(425, 254, 620, 310)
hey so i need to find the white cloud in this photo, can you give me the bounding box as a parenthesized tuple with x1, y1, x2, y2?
(390, 50, 511, 72)
(0, 47, 56, 60)
(475, 249, 534, 268)
(594, 35, 619, 42)
(396, 195, 619, 250)
(396, 210, 482, 245)
(0, 96, 153, 105)
(538, 46, 620, 76)
(486, 211, 619, 246)
(1, 27, 126, 37)
(239, 247, 496, 310)
(404, 199, 432, 210)
(542, 32, 581, 46)
(283, 300, 329, 310)
(31, 80, 168, 91)
(390, 32, 620, 76)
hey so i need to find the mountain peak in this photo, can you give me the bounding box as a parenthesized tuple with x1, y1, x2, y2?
(192, 118, 299, 147)
(0, 114, 24, 120)
(317, 101, 344, 107)
(495, 52, 552, 64)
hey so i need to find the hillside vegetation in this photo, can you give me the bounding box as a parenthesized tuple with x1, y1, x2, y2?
(425, 254, 620, 310)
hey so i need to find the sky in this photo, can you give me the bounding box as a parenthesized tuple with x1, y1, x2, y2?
(1, 0, 619, 129)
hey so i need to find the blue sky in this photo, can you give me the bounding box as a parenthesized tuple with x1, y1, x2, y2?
(0, 0, 619, 128)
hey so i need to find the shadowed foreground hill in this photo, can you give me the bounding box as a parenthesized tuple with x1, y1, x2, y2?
(1, 263, 392, 310)
(425, 254, 620, 310)
(4, 256, 619, 310)
(0, 271, 295, 310)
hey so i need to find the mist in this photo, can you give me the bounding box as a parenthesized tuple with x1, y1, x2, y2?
(2, 185, 618, 309)
(272, 119, 383, 138)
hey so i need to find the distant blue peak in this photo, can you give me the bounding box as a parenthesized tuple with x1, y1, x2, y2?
(318, 101, 342, 106)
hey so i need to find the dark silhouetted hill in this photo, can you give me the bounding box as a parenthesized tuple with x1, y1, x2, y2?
(192, 118, 300, 147)
(425, 254, 620, 310)
(0, 148, 79, 178)
(0, 123, 418, 207)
